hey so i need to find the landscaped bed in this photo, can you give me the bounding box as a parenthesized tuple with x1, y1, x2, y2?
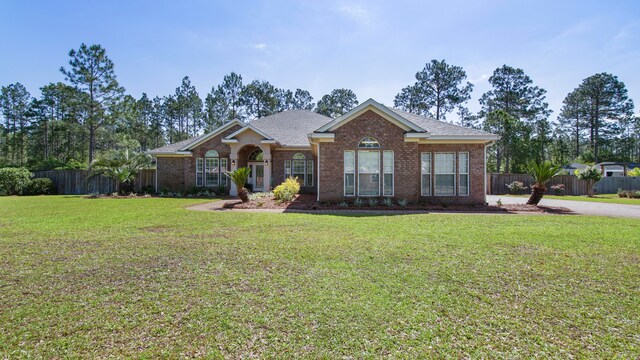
(221, 193, 572, 214)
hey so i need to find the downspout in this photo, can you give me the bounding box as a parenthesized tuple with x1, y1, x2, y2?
(316, 142, 321, 202)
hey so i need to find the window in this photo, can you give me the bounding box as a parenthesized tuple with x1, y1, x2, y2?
(435, 153, 456, 196)
(383, 151, 394, 196)
(201, 151, 227, 187)
(421, 153, 431, 196)
(459, 152, 469, 196)
(284, 153, 313, 187)
(358, 137, 380, 149)
(205, 158, 219, 187)
(292, 153, 306, 184)
(358, 151, 380, 196)
(220, 158, 228, 187)
(306, 160, 314, 187)
(248, 148, 263, 161)
(196, 158, 204, 187)
(344, 151, 355, 196)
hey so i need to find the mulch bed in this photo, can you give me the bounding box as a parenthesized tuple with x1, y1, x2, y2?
(222, 194, 573, 214)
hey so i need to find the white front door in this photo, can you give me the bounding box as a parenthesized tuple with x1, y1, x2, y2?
(249, 162, 264, 192)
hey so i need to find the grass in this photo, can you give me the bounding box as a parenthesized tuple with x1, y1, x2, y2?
(506, 193, 640, 205)
(1, 196, 639, 358)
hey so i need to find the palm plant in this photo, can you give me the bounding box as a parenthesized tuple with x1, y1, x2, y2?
(225, 167, 251, 202)
(88, 149, 152, 195)
(526, 161, 562, 205)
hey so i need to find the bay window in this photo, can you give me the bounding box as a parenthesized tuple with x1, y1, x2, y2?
(285, 153, 313, 187)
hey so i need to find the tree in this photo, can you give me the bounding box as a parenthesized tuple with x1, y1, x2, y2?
(479, 65, 551, 171)
(172, 76, 203, 140)
(204, 72, 244, 130)
(558, 88, 587, 159)
(393, 85, 425, 115)
(414, 59, 473, 120)
(225, 167, 251, 202)
(572, 73, 634, 163)
(61, 43, 124, 164)
(483, 110, 530, 173)
(241, 80, 279, 119)
(88, 149, 152, 194)
(526, 161, 561, 205)
(575, 165, 603, 197)
(315, 89, 358, 117)
(0, 83, 32, 165)
(290, 89, 315, 110)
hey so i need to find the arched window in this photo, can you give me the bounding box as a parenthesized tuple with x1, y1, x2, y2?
(197, 150, 227, 188)
(247, 148, 264, 161)
(284, 153, 314, 187)
(358, 137, 380, 149)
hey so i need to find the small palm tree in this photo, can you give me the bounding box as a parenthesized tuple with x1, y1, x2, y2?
(225, 167, 251, 202)
(88, 150, 152, 195)
(526, 161, 562, 205)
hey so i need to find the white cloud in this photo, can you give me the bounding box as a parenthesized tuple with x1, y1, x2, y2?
(336, 3, 372, 25)
(252, 43, 267, 50)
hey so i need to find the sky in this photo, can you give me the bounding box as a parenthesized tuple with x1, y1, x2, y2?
(1, 0, 639, 121)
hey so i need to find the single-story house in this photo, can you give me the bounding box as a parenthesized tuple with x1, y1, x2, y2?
(147, 99, 499, 204)
(597, 162, 640, 177)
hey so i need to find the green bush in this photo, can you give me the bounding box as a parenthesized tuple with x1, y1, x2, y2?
(273, 177, 300, 202)
(23, 178, 56, 195)
(0, 167, 33, 195)
(575, 165, 603, 197)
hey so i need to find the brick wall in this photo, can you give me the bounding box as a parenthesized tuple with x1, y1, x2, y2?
(156, 124, 242, 192)
(272, 149, 317, 193)
(318, 110, 486, 204)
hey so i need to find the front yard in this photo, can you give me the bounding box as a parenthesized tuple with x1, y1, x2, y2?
(1, 196, 639, 358)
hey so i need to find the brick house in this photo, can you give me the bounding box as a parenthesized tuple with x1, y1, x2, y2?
(148, 99, 498, 204)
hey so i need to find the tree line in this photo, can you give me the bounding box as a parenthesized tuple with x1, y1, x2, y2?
(1, 43, 638, 173)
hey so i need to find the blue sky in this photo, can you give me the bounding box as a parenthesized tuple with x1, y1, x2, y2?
(1, 0, 639, 120)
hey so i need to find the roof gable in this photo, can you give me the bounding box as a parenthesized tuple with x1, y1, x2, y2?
(180, 119, 245, 150)
(315, 98, 426, 133)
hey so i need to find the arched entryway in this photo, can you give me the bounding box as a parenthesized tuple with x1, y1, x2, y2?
(237, 145, 266, 192)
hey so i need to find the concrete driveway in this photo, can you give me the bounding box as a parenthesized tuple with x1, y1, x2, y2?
(487, 195, 640, 218)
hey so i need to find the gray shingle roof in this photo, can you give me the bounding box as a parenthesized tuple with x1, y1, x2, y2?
(249, 110, 333, 146)
(146, 137, 198, 154)
(390, 108, 495, 137)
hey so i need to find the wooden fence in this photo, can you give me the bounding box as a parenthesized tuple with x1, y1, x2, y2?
(489, 173, 640, 195)
(33, 169, 156, 195)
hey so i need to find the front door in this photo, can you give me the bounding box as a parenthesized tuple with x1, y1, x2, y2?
(249, 162, 264, 192)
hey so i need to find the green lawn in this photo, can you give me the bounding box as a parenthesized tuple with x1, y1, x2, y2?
(507, 193, 640, 205)
(1, 196, 639, 358)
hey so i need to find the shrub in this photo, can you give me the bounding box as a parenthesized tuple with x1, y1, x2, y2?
(628, 167, 640, 177)
(337, 201, 349, 208)
(505, 181, 527, 195)
(0, 167, 33, 195)
(382, 197, 394, 207)
(575, 165, 603, 197)
(23, 178, 56, 195)
(368, 198, 378, 207)
(397, 198, 409, 208)
(550, 183, 565, 196)
(273, 177, 300, 202)
(353, 198, 364, 207)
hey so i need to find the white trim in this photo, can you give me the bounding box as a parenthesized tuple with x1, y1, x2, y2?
(196, 158, 204, 187)
(260, 139, 278, 144)
(420, 152, 432, 196)
(434, 152, 456, 196)
(426, 135, 500, 141)
(344, 150, 355, 197)
(458, 152, 470, 197)
(224, 124, 275, 142)
(316, 98, 426, 133)
(148, 151, 192, 156)
(221, 139, 239, 144)
(317, 143, 321, 202)
(307, 160, 314, 187)
(180, 119, 244, 150)
(382, 150, 394, 197)
(356, 150, 380, 197)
